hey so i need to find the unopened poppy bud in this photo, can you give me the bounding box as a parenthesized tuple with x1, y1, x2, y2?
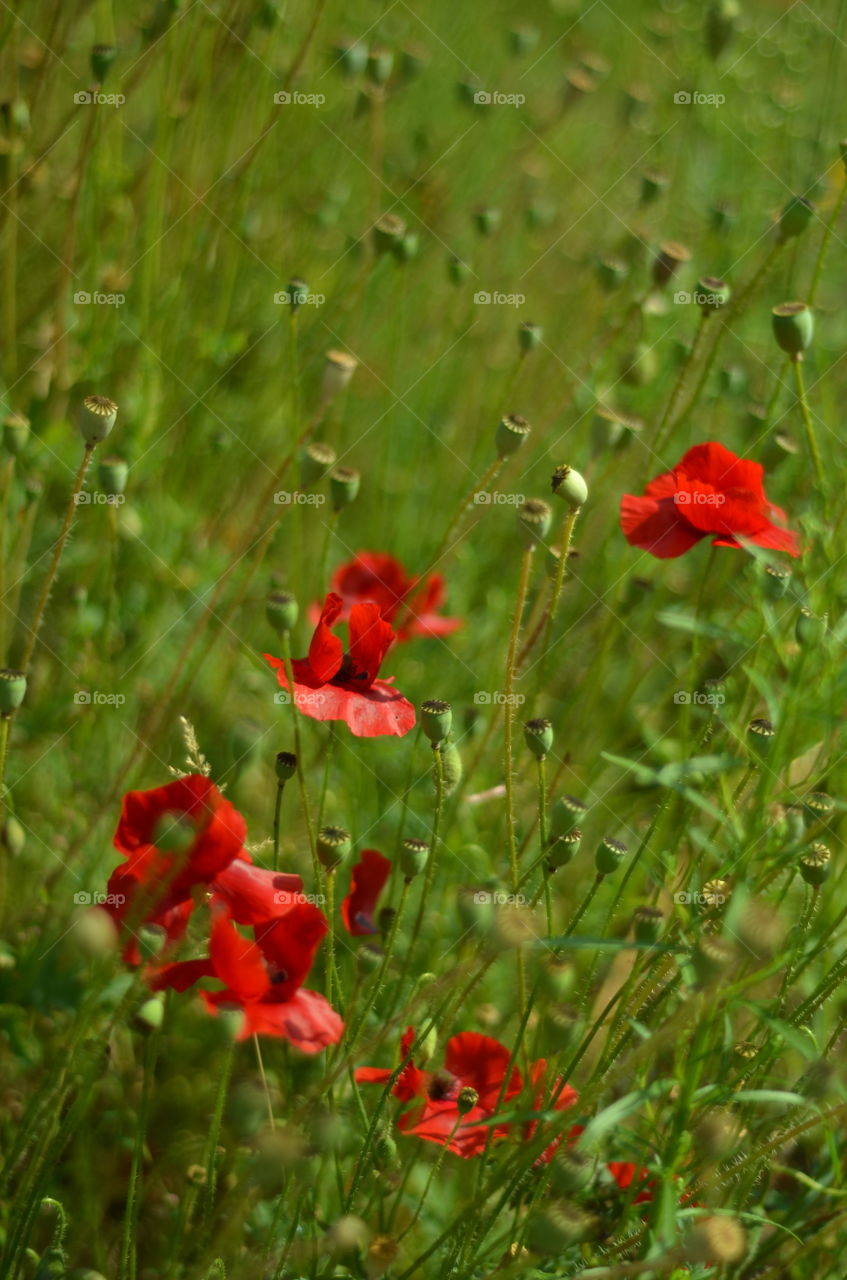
(633, 905, 663, 943)
(540, 954, 575, 997)
(266, 591, 298, 634)
(374, 1127, 399, 1169)
(595, 836, 627, 875)
(804, 791, 835, 820)
(696, 275, 731, 313)
(1, 814, 25, 856)
(330, 466, 360, 510)
(135, 993, 165, 1031)
(435, 740, 463, 796)
(595, 255, 628, 290)
(373, 212, 406, 255)
(762, 562, 792, 598)
(799, 843, 831, 886)
(301, 440, 337, 488)
(517, 498, 552, 548)
(518, 320, 543, 353)
(33, 1247, 67, 1280)
(457, 1086, 479, 1115)
(705, 0, 740, 59)
(550, 794, 587, 841)
(778, 195, 814, 243)
(287, 277, 308, 312)
(400, 837, 429, 881)
(693, 935, 736, 985)
(526, 1202, 595, 1254)
(496, 413, 531, 458)
(652, 240, 691, 288)
(796, 606, 825, 646)
(98, 455, 128, 496)
(772, 301, 813, 359)
(91, 43, 116, 84)
(396, 230, 419, 263)
(551, 464, 588, 511)
(275, 750, 297, 781)
(79, 394, 118, 446)
(317, 825, 352, 870)
(747, 717, 776, 754)
(332, 38, 368, 78)
(640, 168, 669, 205)
(524, 717, 554, 759)
(2, 412, 29, 456)
(684, 1216, 747, 1265)
(550, 1149, 594, 1194)
(547, 827, 582, 871)
(367, 45, 394, 86)
(421, 699, 452, 744)
(321, 349, 358, 403)
(447, 255, 472, 285)
(473, 206, 501, 236)
(0, 669, 26, 714)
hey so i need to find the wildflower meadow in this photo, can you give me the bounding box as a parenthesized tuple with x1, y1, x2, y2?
(1, 2, 847, 1278)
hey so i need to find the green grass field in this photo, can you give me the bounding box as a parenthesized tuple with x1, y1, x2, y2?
(1, 1, 846, 1277)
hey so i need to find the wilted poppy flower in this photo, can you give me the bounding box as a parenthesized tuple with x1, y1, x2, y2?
(355, 1028, 523, 1157)
(620, 442, 800, 559)
(341, 849, 392, 935)
(265, 592, 416, 737)
(324, 551, 462, 642)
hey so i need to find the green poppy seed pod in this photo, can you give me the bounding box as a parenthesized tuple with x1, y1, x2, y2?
(374, 1126, 399, 1170)
(396, 231, 419, 263)
(90, 43, 116, 84)
(320, 349, 358, 403)
(526, 1202, 595, 1255)
(330, 466, 361, 511)
(778, 195, 814, 243)
(550, 1149, 594, 1195)
(734, 1039, 758, 1064)
(447, 255, 472, 285)
(620, 342, 658, 386)
(400, 837, 429, 881)
(457, 1086, 479, 1116)
(772, 302, 814, 359)
(717, 364, 747, 397)
(684, 1216, 747, 1266)
(633, 904, 664, 944)
(373, 212, 406, 256)
(79, 394, 118, 447)
(547, 827, 582, 871)
(524, 718, 554, 759)
(358, 941, 384, 973)
(333, 38, 368, 78)
(705, 0, 740, 60)
(591, 405, 625, 452)
(2, 412, 29, 456)
(804, 791, 835, 820)
(696, 275, 731, 313)
(367, 45, 394, 86)
(300, 440, 337, 488)
(640, 168, 669, 205)
(595, 255, 629, 290)
(747, 717, 776, 754)
(317, 825, 352, 871)
(551, 464, 588, 511)
(762, 563, 792, 599)
(550, 795, 588, 841)
(799, 843, 831, 886)
(473, 206, 501, 236)
(711, 200, 736, 233)
(98, 455, 128, 496)
(518, 320, 543, 354)
(421, 699, 452, 744)
(1, 814, 25, 856)
(517, 498, 552, 548)
(287, 277, 308, 312)
(0, 669, 26, 714)
(652, 240, 691, 288)
(135, 993, 165, 1031)
(540, 954, 575, 998)
(693, 935, 736, 985)
(266, 591, 298, 634)
(796, 606, 825, 647)
(509, 25, 540, 55)
(595, 836, 627, 875)
(496, 413, 531, 458)
(275, 750, 297, 782)
(436, 740, 463, 796)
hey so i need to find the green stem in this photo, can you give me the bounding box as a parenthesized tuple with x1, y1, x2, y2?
(808, 176, 847, 306)
(201, 1038, 236, 1227)
(652, 311, 709, 455)
(272, 781, 284, 872)
(791, 356, 826, 493)
(433, 456, 503, 565)
(535, 509, 578, 690)
(281, 631, 317, 877)
(403, 745, 445, 984)
(120, 1026, 161, 1280)
(0, 456, 14, 663)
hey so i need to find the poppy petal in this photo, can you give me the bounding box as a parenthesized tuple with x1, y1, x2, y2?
(341, 849, 392, 935)
(308, 593, 345, 683)
(620, 494, 705, 558)
(348, 602, 396, 685)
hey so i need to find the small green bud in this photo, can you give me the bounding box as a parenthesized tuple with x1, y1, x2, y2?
(421, 699, 452, 745)
(772, 301, 814, 359)
(762, 563, 792, 599)
(633, 905, 663, 944)
(374, 1127, 399, 1169)
(595, 836, 627, 876)
(91, 44, 116, 84)
(329, 466, 361, 510)
(2, 412, 29, 456)
(447, 255, 472, 285)
(367, 45, 394, 86)
(517, 498, 552, 548)
(551, 464, 588, 511)
(711, 200, 735, 233)
(135, 993, 165, 1031)
(473, 206, 501, 236)
(509, 25, 540, 56)
(373, 212, 406, 255)
(595, 255, 628, 290)
(705, 0, 740, 60)
(457, 1086, 479, 1115)
(693, 935, 736, 985)
(518, 320, 543, 353)
(1, 814, 25, 856)
(317, 825, 352, 871)
(640, 168, 669, 205)
(358, 941, 384, 973)
(98, 455, 129, 496)
(804, 791, 835, 820)
(549, 795, 588, 841)
(684, 1215, 746, 1266)
(287, 277, 308, 311)
(526, 1202, 595, 1254)
(652, 240, 691, 288)
(332, 38, 368, 78)
(266, 591, 298, 634)
(435, 740, 463, 796)
(696, 275, 731, 313)
(619, 342, 658, 386)
(275, 751, 297, 782)
(778, 196, 814, 243)
(747, 717, 776, 754)
(547, 827, 582, 871)
(79, 394, 118, 446)
(796, 606, 825, 647)
(524, 718, 553, 759)
(33, 1246, 66, 1280)
(400, 837, 429, 881)
(550, 1149, 594, 1194)
(496, 413, 531, 458)
(799, 843, 831, 886)
(0, 669, 26, 714)
(396, 230, 419, 263)
(300, 440, 337, 488)
(539, 954, 575, 998)
(320, 349, 358, 403)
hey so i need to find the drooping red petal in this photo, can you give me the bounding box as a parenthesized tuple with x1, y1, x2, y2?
(148, 956, 216, 992)
(620, 493, 705, 558)
(401, 1100, 511, 1158)
(277, 676, 416, 737)
(254, 901, 328, 1000)
(211, 859, 305, 926)
(341, 850, 392, 935)
(307, 593, 345, 683)
(209, 913, 270, 1001)
(347, 602, 396, 686)
(444, 1032, 523, 1108)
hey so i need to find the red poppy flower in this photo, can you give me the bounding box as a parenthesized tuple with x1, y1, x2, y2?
(154, 905, 343, 1051)
(323, 551, 462, 642)
(620, 442, 800, 559)
(355, 1028, 523, 1157)
(607, 1161, 656, 1204)
(341, 849, 392, 936)
(264, 593, 416, 738)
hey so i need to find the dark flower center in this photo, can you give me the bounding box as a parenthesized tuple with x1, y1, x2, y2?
(267, 963, 289, 985)
(427, 1069, 459, 1101)
(330, 653, 370, 686)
